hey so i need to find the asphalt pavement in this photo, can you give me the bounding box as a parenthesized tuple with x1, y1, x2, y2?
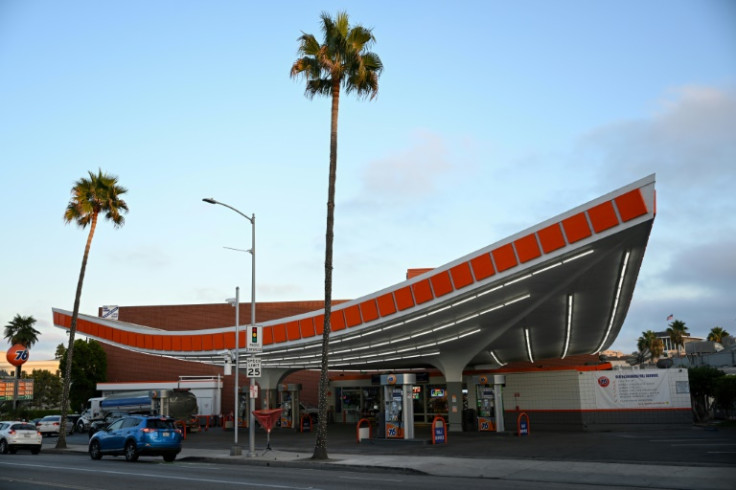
(44, 422, 736, 489)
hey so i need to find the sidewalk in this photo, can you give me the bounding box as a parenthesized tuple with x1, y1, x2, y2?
(45, 423, 736, 490)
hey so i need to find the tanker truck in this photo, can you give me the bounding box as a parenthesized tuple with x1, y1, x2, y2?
(76, 389, 199, 433)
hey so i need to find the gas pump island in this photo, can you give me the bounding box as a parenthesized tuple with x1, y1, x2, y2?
(473, 374, 506, 432)
(381, 373, 415, 440)
(278, 383, 303, 429)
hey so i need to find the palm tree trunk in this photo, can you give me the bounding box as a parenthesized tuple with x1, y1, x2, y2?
(56, 213, 97, 449)
(313, 80, 341, 461)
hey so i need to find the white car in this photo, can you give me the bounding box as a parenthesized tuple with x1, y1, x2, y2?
(35, 415, 73, 437)
(0, 421, 42, 454)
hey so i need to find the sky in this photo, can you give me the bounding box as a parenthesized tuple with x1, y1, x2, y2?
(1, 0, 735, 362)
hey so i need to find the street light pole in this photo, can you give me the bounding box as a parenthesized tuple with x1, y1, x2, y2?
(231, 287, 240, 454)
(203, 198, 257, 458)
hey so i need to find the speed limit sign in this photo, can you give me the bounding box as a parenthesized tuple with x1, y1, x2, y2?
(246, 357, 261, 378)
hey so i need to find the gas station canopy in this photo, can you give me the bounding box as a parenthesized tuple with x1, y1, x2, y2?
(53, 175, 656, 376)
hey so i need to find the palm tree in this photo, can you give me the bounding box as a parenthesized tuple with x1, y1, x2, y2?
(3, 314, 40, 408)
(707, 326, 729, 343)
(56, 169, 128, 449)
(291, 11, 382, 460)
(4, 314, 40, 348)
(666, 319, 689, 356)
(636, 330, 663, 363)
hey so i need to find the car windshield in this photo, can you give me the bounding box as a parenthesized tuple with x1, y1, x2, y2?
(146, 419, 175, 429)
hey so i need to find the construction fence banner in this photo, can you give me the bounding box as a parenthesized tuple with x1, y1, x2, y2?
(593, 370, 672, 409)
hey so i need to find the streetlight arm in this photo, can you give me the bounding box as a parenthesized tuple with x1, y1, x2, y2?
(202, 198, 253, 224)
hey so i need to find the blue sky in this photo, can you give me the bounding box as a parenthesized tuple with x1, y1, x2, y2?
(1, 0, 734, 361)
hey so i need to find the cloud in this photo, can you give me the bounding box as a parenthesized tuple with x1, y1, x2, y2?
(663, 240, 736, 294)
(583, 85, 736, 192)
(358, 130, 455, 201)
(109, 244, 172, 269)
(582, 85, 736, 348)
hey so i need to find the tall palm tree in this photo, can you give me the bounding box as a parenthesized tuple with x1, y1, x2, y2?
(3, 314, 40, 408)
(707, 326, 729, 343)
(636, 330, 663, 363)
(666, 319, 689, 356)
(291, 11, 382, 460)
(56, 169, 128, 449)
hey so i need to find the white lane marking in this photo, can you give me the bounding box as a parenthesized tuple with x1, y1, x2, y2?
(670, 443, 736, 447)
(338, 475, 405, 482)
(0, 461, 317, 489)
(650, 438, 727, 442)
(0, 476, 98, 490)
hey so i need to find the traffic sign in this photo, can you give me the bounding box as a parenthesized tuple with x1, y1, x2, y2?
(246, 357, 261, 378)
(246, 325, 263, 352)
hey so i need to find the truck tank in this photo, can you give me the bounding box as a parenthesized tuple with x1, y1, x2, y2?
(165, 390, 199, 420)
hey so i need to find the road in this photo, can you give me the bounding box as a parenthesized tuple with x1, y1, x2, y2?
(0, 452, 654, 490)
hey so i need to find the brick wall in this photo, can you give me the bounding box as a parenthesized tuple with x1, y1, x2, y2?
(99, 301, 342, 416)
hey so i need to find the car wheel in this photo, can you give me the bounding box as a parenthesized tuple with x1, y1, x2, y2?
(31, 447, 41, 455)
(163, 453, 176, 462)
(124, 441, 139, 462)
(89, 440, 103, 460)
(0, 439, 8, 454)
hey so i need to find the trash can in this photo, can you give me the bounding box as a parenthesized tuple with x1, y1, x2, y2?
(462, 408, 477, 431)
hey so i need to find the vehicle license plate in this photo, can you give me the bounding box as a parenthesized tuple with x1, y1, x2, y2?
(24, 433, 30, 438)
(163, 431, 169, 437)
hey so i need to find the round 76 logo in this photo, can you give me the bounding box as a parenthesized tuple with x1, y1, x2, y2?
(597, 376, 610, 388)
(6, 344, 30, 367)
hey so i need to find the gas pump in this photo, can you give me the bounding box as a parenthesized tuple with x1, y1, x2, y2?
(474, 375, 495, 431)
(380, 374, 415, 440)
(278, 383, 301, 429)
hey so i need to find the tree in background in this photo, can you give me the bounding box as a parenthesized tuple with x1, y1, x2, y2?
(707, 326, 729, 343)
(59, 339, 107, 412)
(30, 370, 63, 409)
(666, 319, 689, 356)
(713, 376, 736, 419)
(688, 365, 725, 422)
(291, 11, 382, 460)
(57, 169, 128, 449)
(3, 314, 41, 409)
(636, 330, 664, 363)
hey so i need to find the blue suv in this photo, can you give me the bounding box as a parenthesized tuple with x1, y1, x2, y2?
(88, 415, 182, 462)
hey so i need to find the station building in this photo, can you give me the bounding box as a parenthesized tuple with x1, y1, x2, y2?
(53, 174, 692, 433)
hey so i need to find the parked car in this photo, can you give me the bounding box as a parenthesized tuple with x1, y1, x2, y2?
(36, 415, 73, 437)
(87, 411, 128, 438)
(66, 413, 82, 432)
(88, 415, 182, 462)
(0, 421, 42, 454)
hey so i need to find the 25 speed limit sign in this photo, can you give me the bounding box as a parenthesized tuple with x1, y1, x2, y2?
(246, 357, 261, 378)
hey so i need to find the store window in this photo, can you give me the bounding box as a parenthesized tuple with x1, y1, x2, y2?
(412, 385, 425, 423)
(427, 385, 448, 417)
